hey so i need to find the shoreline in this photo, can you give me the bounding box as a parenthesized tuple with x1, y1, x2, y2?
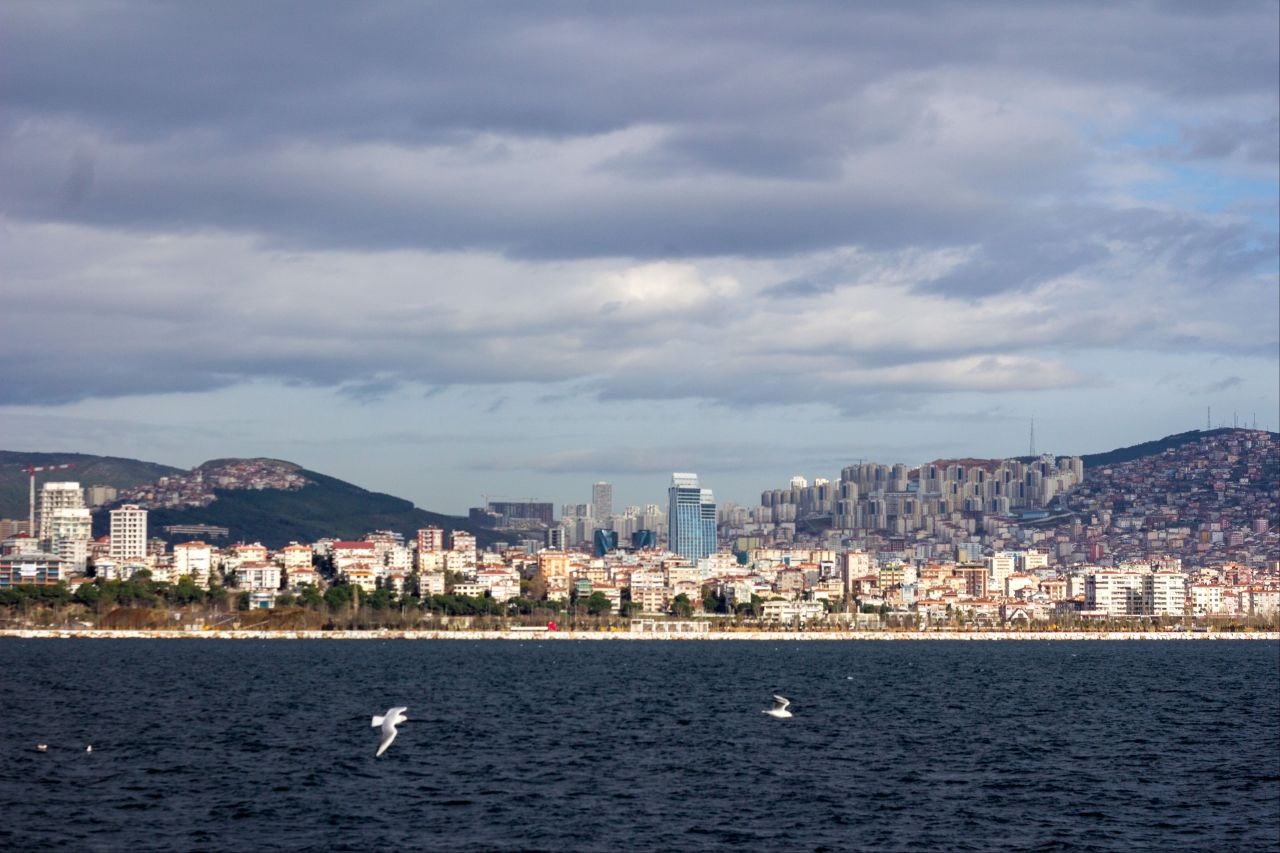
(2, 629, 1277, 641)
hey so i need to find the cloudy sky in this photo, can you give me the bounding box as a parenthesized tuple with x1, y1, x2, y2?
(2, 1, 1277, 513)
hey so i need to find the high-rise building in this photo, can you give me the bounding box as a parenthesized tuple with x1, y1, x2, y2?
(591, 482, 613, 526)
(109, 504, 148, 561)
(667, 473, 716, 564)
(417, 527, 445, 553)
(38, 482, 85, 543)
(47, 507, 92, 572)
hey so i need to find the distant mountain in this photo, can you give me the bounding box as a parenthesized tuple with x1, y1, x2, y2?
(0, 451, 184, 520)
(1, 451, 497, 550)
(103, 467, 498, 550)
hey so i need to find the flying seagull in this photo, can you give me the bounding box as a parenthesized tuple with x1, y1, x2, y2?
(372, 706, 408, 757)
(763, 695, 793, 719)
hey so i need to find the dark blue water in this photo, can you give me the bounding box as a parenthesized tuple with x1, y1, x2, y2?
(1, 640, 1276, 853)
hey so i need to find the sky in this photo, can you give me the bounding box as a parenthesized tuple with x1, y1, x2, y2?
(2, 1, 1277, 514)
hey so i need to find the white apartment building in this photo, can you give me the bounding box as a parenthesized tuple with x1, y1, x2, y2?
(280, 543, 313, 572)
(761, 599, 826, 623)
(173, 541, 214, 585)
(418, 572, 446, 596)
(385, 545, 413, 572)
(38, 482, 85, 543)
(332, 541, 377, 572)
(286, 566, 320, 590)
(1190, 584, 1225, 616)
(109, 505, 148, 561)
(1148, 571, 1187, 616)
(236, 561, 281, 591)
(1249, 588, 1279, 617)
(1087, 570, 1186, 616)
(418, 550, 445, 573)
(1022, 550, 1049, 571)
(47, 507, 92, 572)
(697, 551, 738, 578)
(1005, 573, 1036, 599)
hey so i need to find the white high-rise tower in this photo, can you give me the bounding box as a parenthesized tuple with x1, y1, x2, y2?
(109, 504, 148, 561)
(38, 482, 85, 543)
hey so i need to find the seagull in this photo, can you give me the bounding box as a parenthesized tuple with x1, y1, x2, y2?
(86, 745, 93, 753)
(372, 706, 408, 757)
(763, 695, 793, 719)
(36, 744, 48, 753)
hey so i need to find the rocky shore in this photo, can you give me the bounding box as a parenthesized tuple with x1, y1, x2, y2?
(2, 629, 1277, 641)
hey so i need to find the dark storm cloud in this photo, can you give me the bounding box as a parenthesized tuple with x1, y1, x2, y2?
(3, 1, 1277, 259)
(1, 1, 1276, 411)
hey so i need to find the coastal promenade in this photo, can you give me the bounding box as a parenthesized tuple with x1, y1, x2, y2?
(3, 628, 1277, 641)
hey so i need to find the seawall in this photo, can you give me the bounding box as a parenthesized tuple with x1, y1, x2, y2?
(2, 629, 1277, 641)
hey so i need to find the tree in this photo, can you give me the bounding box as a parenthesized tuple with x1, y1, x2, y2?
(585, 591, 612, 616)
(173, 576, 205, 606)
(671, 593, 694, 618)
(621, 601, 643, 618)
(324, 583, 354, 611)
(73, 582, 102, 607)
(526, 570, 548, 602)
(236, 591, 251, 611)
(297, 583, 324, 608)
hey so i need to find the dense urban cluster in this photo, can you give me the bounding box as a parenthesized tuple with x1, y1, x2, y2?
(115, 459, 309, 510)
(1, 431, 1276, 628)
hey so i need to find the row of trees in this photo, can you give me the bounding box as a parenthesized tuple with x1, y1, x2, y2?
(0, 573, 225, 611)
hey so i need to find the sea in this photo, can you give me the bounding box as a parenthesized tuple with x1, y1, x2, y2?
(1, 639, 1277, 853)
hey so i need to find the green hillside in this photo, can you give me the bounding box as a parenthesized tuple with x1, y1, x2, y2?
(89, 468, 498, 550)
(0, 451, 184, 519)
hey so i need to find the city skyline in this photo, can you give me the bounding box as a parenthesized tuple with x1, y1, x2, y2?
(1, 1, 1276, 516)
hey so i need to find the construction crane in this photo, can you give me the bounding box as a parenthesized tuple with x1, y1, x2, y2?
(23, 463, 75, 535)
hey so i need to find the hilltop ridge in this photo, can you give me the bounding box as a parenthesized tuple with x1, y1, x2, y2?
(3, 427, 1274, 551)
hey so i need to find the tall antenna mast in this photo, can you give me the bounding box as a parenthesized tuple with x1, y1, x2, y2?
(1029, 417, 1036, 457)
(1206, 406, 1210, 430)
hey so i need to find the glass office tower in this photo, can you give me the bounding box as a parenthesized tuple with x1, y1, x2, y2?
(667, 473, 716, 563)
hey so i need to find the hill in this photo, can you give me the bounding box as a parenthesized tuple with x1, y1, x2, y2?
(1002, 428, 1275, 470)
(0, 451, 184, 520)
(86, 466, 498, 550)
(1076, 428, 1269, 469)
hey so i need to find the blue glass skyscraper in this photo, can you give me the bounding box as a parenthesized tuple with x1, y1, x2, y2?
(667, 473, 717, 564)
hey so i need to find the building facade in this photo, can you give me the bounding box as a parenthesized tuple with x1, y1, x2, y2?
(591, 481, 613, 528)
(668, 473, 717, 565)
(109, 505, 148, 561)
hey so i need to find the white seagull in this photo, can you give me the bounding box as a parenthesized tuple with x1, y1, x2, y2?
(372, 706, 408, 757)
(763, 695, 793, 719)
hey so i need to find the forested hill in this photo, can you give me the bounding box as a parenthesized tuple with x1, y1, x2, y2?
(109, 468, 496, 550)
(0, 451, 183, 519)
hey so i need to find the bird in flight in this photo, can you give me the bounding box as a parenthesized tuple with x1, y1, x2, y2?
(372, 706, 408, 757)
(763, 695, 793, 719)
